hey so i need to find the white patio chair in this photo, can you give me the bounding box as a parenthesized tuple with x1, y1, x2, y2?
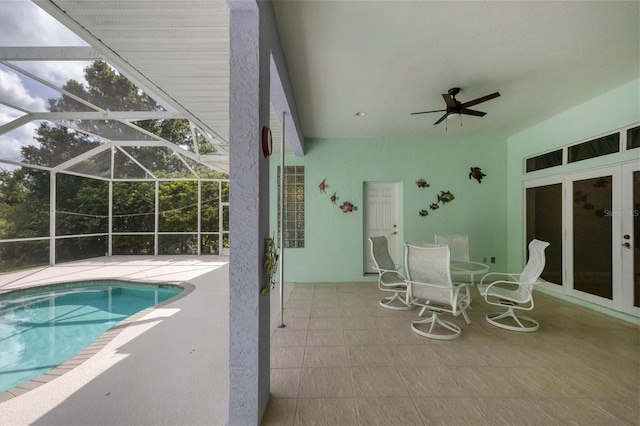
(404, 243, 472, 340)
(477, 239, 550, 332)
(368, 236, 412, 310)
(435, 234, 486, 283)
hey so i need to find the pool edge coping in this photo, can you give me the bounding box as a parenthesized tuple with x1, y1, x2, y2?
(0, 280, 195, 403)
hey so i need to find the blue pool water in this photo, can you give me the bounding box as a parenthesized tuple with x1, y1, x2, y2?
(0, 281, 182, 392)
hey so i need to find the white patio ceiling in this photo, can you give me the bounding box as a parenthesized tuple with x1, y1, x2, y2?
(1, 1, 638, 177)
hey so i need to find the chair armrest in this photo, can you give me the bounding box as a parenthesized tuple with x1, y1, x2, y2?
(479, 271, 521, 284)
(380, 268, 406, 278)
(477, 279, 534, 307)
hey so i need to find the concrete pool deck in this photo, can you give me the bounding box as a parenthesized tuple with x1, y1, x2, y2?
(0, 256, 233, 425)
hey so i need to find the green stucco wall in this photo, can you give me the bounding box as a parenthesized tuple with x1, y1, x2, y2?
(271, 135, 508, 282)
(506, 78, 640, 272)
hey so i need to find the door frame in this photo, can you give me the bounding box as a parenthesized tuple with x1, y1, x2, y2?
(363, 181, 401, 275)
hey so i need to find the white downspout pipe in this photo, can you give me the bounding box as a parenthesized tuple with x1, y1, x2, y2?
(49, 171, 56, 265)
(277, 112, 286, 328)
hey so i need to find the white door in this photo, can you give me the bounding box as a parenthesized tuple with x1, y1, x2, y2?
(526, 161, 639, 317)
(565, 162, 640, 316)
(621, 162, 640, 315)
(363, 182, 400, 274)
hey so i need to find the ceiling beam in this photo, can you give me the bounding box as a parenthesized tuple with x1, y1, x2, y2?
(0, 46, 103, 61)
(30, 111, 185, 121)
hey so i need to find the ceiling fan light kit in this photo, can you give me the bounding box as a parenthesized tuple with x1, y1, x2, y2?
(411, 87, 500, 127)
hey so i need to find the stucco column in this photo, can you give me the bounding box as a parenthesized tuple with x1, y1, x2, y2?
(228, 3, 271, 425)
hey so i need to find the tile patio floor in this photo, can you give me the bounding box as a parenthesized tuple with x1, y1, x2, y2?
(262, 282, 639, 426)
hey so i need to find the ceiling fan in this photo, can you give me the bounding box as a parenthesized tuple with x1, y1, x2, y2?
(411, 87, 500, 126)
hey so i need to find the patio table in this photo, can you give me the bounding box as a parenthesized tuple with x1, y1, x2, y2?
(450, 260, 489, 283)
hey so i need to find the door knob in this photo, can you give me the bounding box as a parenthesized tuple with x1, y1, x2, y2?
(391, 231, 397, 235)
(622, 242, 631, 249)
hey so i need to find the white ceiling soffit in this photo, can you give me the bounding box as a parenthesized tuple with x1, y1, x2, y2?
(272, 1, 640, 140)
(36, 0, 232, 150)
(37, 0, 292, 158)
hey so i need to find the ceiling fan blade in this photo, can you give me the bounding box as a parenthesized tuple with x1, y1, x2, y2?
(460, 109, 486, 117)
(461, 92, 500, 108)
(411, 109, 446, 115)
(442, 94, 457, 108)
(433, 113, 448, 125)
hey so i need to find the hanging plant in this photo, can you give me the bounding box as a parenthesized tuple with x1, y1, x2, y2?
(261, 236, 279, 296)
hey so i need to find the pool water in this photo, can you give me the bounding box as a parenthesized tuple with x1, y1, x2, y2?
(0, 281, 182, 392)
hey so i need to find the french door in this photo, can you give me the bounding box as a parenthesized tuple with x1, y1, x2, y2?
(526, 161, 639, 316)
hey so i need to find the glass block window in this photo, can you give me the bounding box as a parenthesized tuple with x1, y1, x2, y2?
(525, 149, 563, 173)
(627, 125, 640, 150)
(568, 133, 620, 163)
(277, 166, 305, 248)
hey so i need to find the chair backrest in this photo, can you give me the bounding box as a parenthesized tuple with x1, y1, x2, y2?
(369, 236, 403, 284)
(434, 234, 470, 262)
(404, 243, 453, 305)
(520, 239, 550, 286)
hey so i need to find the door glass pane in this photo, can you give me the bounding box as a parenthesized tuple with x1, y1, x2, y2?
(633, 171, 640, 307)
(568, 133, 620, 163)
(525, 149, 563, 172)
(573, 176, 613, 298)
(526, 184, 562, 284)
(628, 126, 640, 150)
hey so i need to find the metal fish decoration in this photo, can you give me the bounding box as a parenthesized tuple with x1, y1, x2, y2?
(339, 201, 357, 213)
(318, 178, 328, 193)
(415, 179, 430, 188)
(429, 203, 439, 210)
(330, 192, 338, 204)
(419, 210, 429, 217)
(437, 190, 455, 204)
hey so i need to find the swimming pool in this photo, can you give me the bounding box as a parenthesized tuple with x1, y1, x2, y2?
(0, 280, 183, 393)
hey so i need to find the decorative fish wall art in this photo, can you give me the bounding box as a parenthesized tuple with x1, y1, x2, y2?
(437, 190, 455, 204)
(419, 190, 455, 218)
(415, 178, 430, 188)
(339, 201, 358, 213)
(318, 178, 328, 193)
